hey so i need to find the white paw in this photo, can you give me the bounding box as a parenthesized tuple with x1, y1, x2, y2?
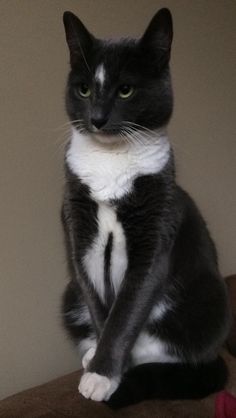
(82, 347, 96, 370)
(78, 372, 119, 402)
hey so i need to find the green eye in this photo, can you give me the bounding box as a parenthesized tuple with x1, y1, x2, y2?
(78, 83, 91, 98)
(118, 85, 134, 99)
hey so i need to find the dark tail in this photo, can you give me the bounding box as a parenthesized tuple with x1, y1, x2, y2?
(106, 356, 228, 409)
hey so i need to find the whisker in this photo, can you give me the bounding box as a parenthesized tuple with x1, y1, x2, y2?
(123, 121, 159, 136)
(53, 119, 84, 132)
(122, 128, 144, 146)
(122, 127, 149, 146)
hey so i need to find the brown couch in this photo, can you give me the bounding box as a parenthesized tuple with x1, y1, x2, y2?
(1, 275, 236, 418)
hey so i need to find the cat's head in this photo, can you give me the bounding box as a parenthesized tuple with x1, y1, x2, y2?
(63, 8, 173, 144)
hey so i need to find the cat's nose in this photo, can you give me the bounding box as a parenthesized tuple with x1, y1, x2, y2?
(91, 116, 108, 130)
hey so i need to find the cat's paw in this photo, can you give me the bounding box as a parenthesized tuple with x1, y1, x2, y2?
(82, 347, 96, 370)
(78, 372, 119, 402)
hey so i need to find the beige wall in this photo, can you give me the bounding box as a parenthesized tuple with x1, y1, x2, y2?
(0, 0, 235, 400)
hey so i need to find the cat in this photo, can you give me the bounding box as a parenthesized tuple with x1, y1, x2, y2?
(61, 8, 230, 408)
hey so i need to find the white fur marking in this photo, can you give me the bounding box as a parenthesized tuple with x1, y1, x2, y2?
(149, 301, 169, 321)
(110, 218, 128, 296)
(83, 203, 128, 302)
(95, 64, 105, 88)
(132, 333, 180, 365)
(79, 338, 97, 358)
(78, 372, 119, 401)
(67, 128, 170, 201)
(82, 347, 96, 370)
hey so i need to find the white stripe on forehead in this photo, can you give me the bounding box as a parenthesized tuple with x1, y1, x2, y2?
(95, 64, 106, 88)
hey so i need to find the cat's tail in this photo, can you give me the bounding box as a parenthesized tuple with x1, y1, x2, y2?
(106, 356, 228, 409)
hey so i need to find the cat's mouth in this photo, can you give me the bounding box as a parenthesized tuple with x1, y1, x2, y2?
(88, 126, 123, 144)
(90, 127, 121, 136)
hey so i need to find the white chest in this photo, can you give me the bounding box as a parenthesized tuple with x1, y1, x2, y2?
(66, 129, 170, 202)
(82, 203, 128, 302)
(66, 128, 170, 301)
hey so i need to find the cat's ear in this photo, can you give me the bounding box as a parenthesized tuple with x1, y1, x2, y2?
(63, 11, 94, 67)
(140, 8, 173, 66)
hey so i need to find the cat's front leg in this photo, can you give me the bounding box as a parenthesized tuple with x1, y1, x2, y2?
(79, 343, 120, 400)
(78, 372, 120, 401)
(79, 253, 169, 401)
(80, 347, 119, 401)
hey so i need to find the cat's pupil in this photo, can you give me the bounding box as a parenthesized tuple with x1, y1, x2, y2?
(80, 83, 89, 94)
(120, 85, 131, 94)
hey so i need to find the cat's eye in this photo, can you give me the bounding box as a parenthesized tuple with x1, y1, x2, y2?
(77, 83, 91, 98)
(118, 85, 134, 99)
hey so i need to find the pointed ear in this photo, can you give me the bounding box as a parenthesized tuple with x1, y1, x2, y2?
(63, 11, 94, 66)
(140, 8, 173, 66)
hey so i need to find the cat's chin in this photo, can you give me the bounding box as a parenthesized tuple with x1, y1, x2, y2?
(91, 132, 123, 146)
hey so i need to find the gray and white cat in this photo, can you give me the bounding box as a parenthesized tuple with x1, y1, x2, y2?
(61, 9, 229, 408)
